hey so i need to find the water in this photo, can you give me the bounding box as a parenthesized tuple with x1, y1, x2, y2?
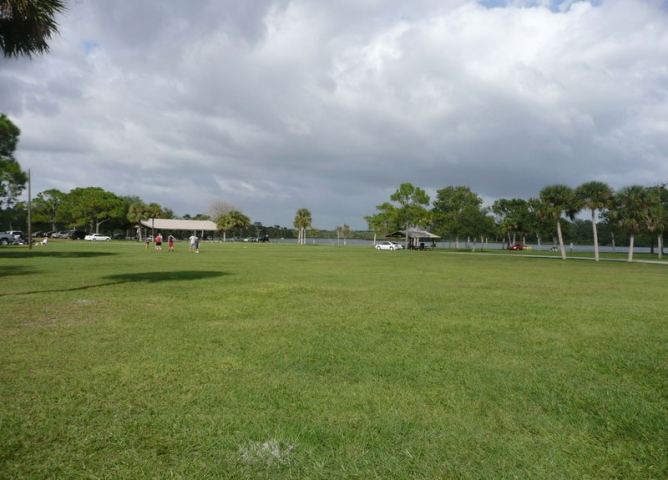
(269, 237, 656, 254)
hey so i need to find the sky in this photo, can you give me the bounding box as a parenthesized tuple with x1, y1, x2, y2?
(2, 0, 668, 230)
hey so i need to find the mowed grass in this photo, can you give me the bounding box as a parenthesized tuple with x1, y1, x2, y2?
(1, 241, 667, 479)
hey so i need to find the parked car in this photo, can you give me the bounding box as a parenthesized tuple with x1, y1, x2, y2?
(6, 230, 24, 240)
(508, 244, 527, 251)
(112, 233, 125, 240)
(68, 230, 87, 240)
(389, 241, 404, 250)
(85, 233, 111, 241)
(375, 241, 401, 251)
(0, 232, 15, 246)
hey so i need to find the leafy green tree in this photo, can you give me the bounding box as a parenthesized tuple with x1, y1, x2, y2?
(492, 198, 532, 247)
(216, 210, 250, 241)
(389, 183, 430, 247)
(457, 205, 496, 247)
(568, 219, 594, 245)
(609, 185, 652, 262)
(294, 208, 312, 245)
(365, 202, 399, 243)
(432, 186, 485, 247)
(32, 188, 65, 232)
(575, 181, 614, 262)
(539, 184, 579, 260)
(161, 207, 174, 220)
(0, 113, 27, 212)
(0, 0, 66, 58)
(60, 187, 126, 233)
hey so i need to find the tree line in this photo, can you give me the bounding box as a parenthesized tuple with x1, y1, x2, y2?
(365, 182, 668, 261)
(4, 111, 667, 257)
(0, 185, 303, 241)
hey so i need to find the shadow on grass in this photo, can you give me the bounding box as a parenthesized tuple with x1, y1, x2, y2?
(103, 271, 228, 283)
(0, 270, 228, 297)
(1, 265, 41, 277)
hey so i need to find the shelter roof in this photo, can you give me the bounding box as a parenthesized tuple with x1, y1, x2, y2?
(140, 219, 218, 231)
(387, 228, 440, 239)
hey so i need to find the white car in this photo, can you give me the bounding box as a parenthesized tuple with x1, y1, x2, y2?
(375, 241, 401, 251)
(389, 241, 404, 250)
(85, 233, 111, 241)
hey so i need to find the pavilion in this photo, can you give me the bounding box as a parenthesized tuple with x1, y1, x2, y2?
(386, 228, 440, 249)
(140, 219, 218, 239)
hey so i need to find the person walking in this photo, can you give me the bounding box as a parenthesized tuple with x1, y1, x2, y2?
(168, 234, 175, 252)
(155, 233, 163, 251)
(189, 234, 197, 252)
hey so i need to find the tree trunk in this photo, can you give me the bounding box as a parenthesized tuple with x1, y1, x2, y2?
(591, 210, 600, 262)
(628, 234, 635, 262)
(556, 220, 567, 260)
(658, 234, 663, 260)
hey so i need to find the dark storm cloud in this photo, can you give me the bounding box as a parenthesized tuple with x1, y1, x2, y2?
(1, 0, 667, 229)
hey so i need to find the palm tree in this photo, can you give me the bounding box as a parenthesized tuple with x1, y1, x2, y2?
(539, 184, 578, 260)
(644, 185, 667, 260)
(216, 210, 250, 241)
(127, 202, 151, 241)
(0, 0, 66, 58)
(293, 208, 312, 245)
(336, 224, 351, 245)
(610, 185, 651, 262)
(575, 181, 614, 262)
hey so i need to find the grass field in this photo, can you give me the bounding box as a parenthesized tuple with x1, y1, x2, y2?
(1, 241, 667, 479)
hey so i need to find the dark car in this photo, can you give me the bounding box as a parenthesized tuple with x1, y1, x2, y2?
(508, 244, 527, 251)
(68, 230, 87, 240)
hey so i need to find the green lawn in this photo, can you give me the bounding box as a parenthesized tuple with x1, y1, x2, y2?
(1, 241, 667, 479)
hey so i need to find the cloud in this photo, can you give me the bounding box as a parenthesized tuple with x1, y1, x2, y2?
(1, 0, 667, 229)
